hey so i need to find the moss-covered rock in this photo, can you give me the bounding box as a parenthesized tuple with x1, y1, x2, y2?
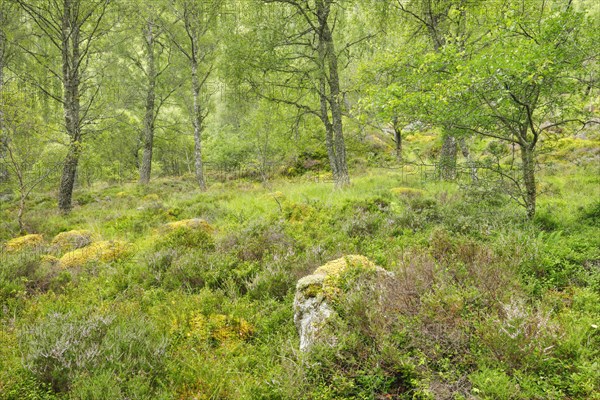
(51, 230, 94, 251)
(294, 255, 393, 351)
(59, 240, 130, 268)
(4, 234, 44, 253)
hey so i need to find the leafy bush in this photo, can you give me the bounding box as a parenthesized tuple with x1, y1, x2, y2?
(155, 226, 214, 251)
(579, 200, 600, 225)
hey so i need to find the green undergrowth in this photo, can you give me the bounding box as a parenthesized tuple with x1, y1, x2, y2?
(1, 167, 599, 399)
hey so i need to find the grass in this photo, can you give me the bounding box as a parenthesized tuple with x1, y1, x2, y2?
(0, 164, 599, 399)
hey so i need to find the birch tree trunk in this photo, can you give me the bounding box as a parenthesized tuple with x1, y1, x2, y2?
(520, 145, 536, 220)
(139, 19, 157, 185)
(459, 137, 477, 183)
(0, 17, 6, 183)
(438, 134, 457, 180)
(392, 116, 403, 163)
(58, 0, 82, 213)
(191, 42, 207, 190)
(316, 0, 349, 188)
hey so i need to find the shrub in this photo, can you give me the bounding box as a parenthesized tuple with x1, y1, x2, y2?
(154, 219, 214, 252)
(390, 186, 425, 198)
(579, 200, 600, 225)
(0, 251, 65, 301)
(247, 261, 296, 300)
(187, 313, 254, 346)
(19, 312, 168, 395)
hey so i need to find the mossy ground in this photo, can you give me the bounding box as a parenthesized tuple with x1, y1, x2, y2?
(0, 164, 599, 399)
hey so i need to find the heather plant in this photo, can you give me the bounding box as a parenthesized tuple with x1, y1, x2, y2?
(19, 311, 168, 396)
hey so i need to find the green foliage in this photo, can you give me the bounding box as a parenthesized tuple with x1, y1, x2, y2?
(1, 0, 599, 395)
(0, 167, 598, 398)
(19, 311, 168, 396)
(155, 226, 214, 251)
(579, 200, 600, 225)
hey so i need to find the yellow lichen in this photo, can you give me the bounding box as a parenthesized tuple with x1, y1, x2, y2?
(189, 313, 254, 344)
(390, 187, 425, 197)
(4, 234, 44, 252)
(164, 218, 213, 233)
(314, 255, 375, 276)
(143, 193, 160, 202)
(299, 255, 377, 299)
(40, 254, 60, 265)
(51, 230, 94, 251)
(285, 202, 315, 223)
(59, 240, 130, 268)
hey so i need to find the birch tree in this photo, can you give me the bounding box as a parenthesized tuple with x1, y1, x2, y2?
(240, 0, 352, 188)
(170, 0, 223, 190)
(17, 0, 111, 213)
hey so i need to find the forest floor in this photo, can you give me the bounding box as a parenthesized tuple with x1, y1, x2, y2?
(1, 162, 599, 399)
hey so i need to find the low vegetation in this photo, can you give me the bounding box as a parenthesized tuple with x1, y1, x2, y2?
(0, 0, 598, 398)
(1, 160, 598, 399)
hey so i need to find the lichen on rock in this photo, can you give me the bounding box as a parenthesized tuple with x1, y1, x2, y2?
(293, 255, 393, 351)
(4, 234, 44, 253)
(51, 230, 94, 251)
(59, 240, 130, 268)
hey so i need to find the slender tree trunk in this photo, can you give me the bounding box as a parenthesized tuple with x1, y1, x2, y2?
(58, 139, 81, 212)
(458, 137, 477, 182)
(438, 134, 457, 180)
(392, 116, 403, 163)
(520, 145, 536, 219)
(319, 76, 339, 181)
(18, 190, 25, 233)
(191, 50, 207, 190)
(58, 1, 81, 213)
(317, 0, 349, 188)
(139, 19, 157, 185)
(0, 26, 7, 183)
